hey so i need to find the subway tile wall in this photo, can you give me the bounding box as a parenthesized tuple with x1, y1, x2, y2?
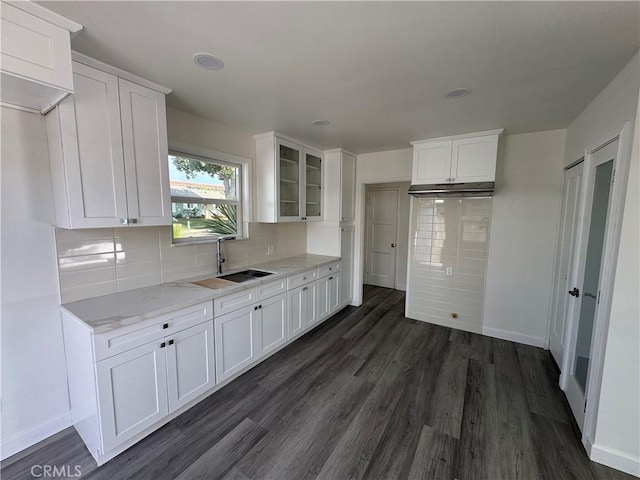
(56, 223, 307, 303)
(408, 197, 492, 333)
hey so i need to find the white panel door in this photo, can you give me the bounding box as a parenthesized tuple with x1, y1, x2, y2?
(366, 189, 399, 288)
(412, 141, 452, 184)
(328, 273, 340, 315)
(58, 62, 128, 228)
(317, 276, 331, 321)
(214, 305, 257, 382)
(96, 340, 168, 452)
(549, 163, 583, 367)
(257, 293, 287, 357)
(119, 78, 171, 226)
(340, 153, 356, 222)
(166, 322, 215, 413)
(340, 226, 355, 306)
(451, 135, 497, 183)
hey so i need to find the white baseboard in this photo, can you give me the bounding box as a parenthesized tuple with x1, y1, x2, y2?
(1, 412, 72, 460)
(590, 443, 640, 477)
(482, 326, 546, 348)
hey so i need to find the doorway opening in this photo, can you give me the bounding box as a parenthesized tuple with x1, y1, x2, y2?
(363, 182, 410, 290)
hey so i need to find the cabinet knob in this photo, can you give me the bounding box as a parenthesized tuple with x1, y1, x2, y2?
(129, 218, 138, 224)
(254, 306, 258, 311)
(163, 323, 169, 329)
(329, 276, 333, 280)
(168, 339, 174, 346)
(259, 305, 262, 309)
(302, 287, 308, 291)
(302, 276, 306, 280)
(160, 342, 166, 348)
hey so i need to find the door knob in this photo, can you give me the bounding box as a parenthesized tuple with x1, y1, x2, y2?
(568, 287, 580, 297)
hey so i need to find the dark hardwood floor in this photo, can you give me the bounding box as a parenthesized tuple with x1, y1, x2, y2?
(2, 286, 634, 480)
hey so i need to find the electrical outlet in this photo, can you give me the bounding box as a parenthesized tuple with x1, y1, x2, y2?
(446, 267, 453, 276)
(267, 245, 275, 256)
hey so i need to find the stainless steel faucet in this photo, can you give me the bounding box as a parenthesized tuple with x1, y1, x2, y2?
(216, 236, 236, 274)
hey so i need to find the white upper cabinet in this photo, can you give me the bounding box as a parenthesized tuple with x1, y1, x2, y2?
(118, 78, 171, 225)
(0, 1, 82, 113)
(47, 56, 172, 229)
(255, 132, 324, 223)
(411, 129, 503, 184)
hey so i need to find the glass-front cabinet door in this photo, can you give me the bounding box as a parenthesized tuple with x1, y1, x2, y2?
(305, 151, 323, 220)
(277, 140, 302, 221)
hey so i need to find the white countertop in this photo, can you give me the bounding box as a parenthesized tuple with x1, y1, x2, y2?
(61, 254, 340, 334)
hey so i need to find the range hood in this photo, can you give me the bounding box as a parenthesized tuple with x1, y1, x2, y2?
(408, 181, 495, 197)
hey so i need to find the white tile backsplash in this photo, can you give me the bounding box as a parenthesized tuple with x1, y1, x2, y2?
(55, 222, 308, 303)
(408, 197, 492, 330)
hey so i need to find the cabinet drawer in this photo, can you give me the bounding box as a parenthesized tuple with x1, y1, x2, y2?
(214, 287, 258, 317)
(317, 262, 340, 279)
(257, 278, 287, 301)
(94, 301, 213, 361)
(287, 269, 317, 289)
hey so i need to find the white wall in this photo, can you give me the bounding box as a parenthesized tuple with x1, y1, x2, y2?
(482, 130, 566, 347)
(1, 108, 71, 458)
(353, 148, 413, 304)
(167, 107, 255, 161)
(564, 52, 640, 165)
(589, 67, 640, 476)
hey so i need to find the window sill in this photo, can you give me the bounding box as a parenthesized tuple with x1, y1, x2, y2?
(171, 236, 248, 247)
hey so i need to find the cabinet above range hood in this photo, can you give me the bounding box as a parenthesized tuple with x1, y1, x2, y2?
(408, 181, 495, 197)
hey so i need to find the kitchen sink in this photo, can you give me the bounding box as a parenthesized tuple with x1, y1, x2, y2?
(217, 269, 274, 283)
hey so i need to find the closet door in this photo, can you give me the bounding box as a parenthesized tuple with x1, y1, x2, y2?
(549, 163, 583, 367)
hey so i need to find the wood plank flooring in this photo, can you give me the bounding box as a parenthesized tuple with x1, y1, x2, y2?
(2, 286, 635, 480)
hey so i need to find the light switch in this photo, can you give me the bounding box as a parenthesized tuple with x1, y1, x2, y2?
(446, 267, 453, 276)
(267, 245, 275, 256)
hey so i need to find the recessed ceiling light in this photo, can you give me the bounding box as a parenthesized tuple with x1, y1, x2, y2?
(193, 53, 224, 70)
(312, 119, 330, 127)
(446, 88, 471, 99)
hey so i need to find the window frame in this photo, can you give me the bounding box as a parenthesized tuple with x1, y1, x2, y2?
(168, 146, 249, 245)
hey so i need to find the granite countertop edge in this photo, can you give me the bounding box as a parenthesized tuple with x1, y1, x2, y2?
(61, 254, 341, 334)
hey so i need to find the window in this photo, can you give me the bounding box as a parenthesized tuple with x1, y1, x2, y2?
(169, 151, 242, 243)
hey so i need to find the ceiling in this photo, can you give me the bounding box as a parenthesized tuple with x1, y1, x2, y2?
(41, 1, 639, 154)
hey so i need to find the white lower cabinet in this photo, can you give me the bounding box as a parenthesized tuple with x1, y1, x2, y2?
(96, 341, 169, 453)
(166, 322, 215, 412)
(257, 293, 287, 357)
(288, 281, 318, 338)
(62, 301, 214, 465)
(96, 320, 214, 454)
(317, 272, 341, 322)
(214, 304, 258, 382)
(215, 292, 288, 382)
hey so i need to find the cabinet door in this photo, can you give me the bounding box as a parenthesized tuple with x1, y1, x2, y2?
(328, 273, 340, 315)
(119, 78, 172, 226)
(257, 293, 287, 357)
(450, 135, 498, 183)
(412, 141, 452, 184)
(304, 150, 323, 221)
(214, 305, 257, 382)
(317, 276, 331, 322)
(166, 322, 215, 413)
(340, 153, 356, 222)
(277, 138, 303, 221)
(304, 281, 318, 328)
(340, 226, 355, 306)
(96, 340, 168, 452)
(287, 286, 305, 338)
(57, 62, 128, 228)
